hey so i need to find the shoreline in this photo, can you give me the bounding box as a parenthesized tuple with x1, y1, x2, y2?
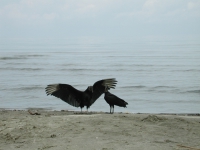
(1, 108, 199, 116)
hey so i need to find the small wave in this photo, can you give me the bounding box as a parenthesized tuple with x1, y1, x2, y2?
(151, 89, 180, 93)
(115, 68, 128, 71)
(171, 69, 200, 72)
(110, 64, 153, 67)
(0, 56, 27, 60)
(5, 62, 24, 65)
(121, 85, 181, 93)
(62, 63, 76, 66)
(26, 55, 45, 57)
(60, 68, 94, 71)
(184, 69, 200, 72)
(20, 68, 42, 71)
(0, 67, 42, 71)
(13, 86, 44, 91)
(0, 55, 45, 61)
(185, 90, 200, 94)
(121, 85, 146, 89)
(153, 86, 175, 89)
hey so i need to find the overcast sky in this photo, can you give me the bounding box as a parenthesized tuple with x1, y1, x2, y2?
(0, 0, 200, 39)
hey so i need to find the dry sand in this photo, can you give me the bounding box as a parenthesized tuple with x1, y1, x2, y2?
(0, 109, 200, 150)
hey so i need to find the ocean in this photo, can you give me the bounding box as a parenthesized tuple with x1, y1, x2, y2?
(0, 37, 199, 113)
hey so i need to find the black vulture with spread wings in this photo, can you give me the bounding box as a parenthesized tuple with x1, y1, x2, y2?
(45, 78, 117, 112)
(104, 91, 128, 114)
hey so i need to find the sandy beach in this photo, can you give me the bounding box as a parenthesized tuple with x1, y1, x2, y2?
(0, 109, 200, 150)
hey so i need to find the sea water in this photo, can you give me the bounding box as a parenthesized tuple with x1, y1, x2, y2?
(0, 37, 199, 113)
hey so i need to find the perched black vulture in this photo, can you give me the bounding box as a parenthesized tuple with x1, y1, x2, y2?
(104, 91, 128, 114)
(45, 78, 117, 112)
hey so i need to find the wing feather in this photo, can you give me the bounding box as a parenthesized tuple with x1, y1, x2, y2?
(89, 78, 117, 106)
(45, 84, 82, 107)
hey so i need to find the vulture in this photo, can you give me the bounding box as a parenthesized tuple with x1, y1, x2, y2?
(104, 91, 128, 114)
(45, 78, 117, 112)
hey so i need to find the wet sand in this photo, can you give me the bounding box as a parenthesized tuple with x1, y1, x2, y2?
(0, 109, 200, 150)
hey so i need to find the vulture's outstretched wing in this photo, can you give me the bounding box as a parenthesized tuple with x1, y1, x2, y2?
(89, 78, 117, 106)
(45, 84, 82, 107)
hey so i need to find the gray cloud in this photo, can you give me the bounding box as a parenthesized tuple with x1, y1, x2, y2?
(0, 0, 200, 38)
